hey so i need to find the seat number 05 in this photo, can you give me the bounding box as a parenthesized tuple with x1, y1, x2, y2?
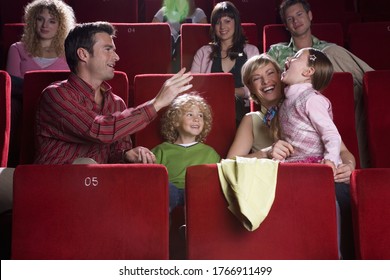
(84, 177, 98, 187)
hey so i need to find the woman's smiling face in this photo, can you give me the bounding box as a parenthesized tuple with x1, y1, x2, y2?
(249, 63, 283, 108)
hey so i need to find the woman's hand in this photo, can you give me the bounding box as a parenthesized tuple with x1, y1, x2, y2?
(334, 162, 355, 183)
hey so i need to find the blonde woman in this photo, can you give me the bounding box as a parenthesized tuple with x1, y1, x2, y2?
(6, 0, 76, 167)
(6, 0, 76, 78)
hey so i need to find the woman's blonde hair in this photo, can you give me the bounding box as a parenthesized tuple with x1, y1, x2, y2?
(161, 93, 213, 143)
(241, 54, 283, 141)
(21, 0, 76, 57)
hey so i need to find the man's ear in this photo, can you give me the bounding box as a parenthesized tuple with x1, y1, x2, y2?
(77, 48, 89, 62)
(308, 10, 313, 22)
(303, 67, 315, 77)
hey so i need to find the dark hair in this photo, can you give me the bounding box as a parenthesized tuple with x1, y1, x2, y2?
(64, 21, 116, 73)
(306, 48, 333, 91)
(279, 0, 311, 24)
(209, 1, 247, 60)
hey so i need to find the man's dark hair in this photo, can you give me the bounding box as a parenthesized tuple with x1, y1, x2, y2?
(65, 21, 116, 73)
(279, 0, 311, 24)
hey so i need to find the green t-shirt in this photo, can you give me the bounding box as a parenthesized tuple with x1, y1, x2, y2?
(152, 142, 220, 189)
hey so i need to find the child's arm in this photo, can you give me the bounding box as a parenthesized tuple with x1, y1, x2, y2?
(305, 94, 341, 167)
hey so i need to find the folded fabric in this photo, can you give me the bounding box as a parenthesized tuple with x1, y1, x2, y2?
(217, 157, 279, 231)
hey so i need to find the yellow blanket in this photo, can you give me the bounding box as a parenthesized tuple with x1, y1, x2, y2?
(217, 157, 279, 231)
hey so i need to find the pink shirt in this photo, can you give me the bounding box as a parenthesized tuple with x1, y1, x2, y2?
(279, 83, 341, 165)
(190, 44, 259, 98)
(6, 42, 69, 78)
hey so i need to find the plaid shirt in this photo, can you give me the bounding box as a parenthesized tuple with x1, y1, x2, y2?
(279, 83, 341, 165)
(267, 35, 334, 70)
(35, 73, 157, 164)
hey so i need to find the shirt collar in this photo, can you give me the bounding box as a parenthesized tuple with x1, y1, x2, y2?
(288, 35, 320, 52)
(68, 73, 113, 98)
(284, 83, 313, 98)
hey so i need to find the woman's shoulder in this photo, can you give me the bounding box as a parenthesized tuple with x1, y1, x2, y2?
(246, 111, 263, 119)
(192, 8, 207, 18)
(9, 41, 25, 51)
(196, 44, 212, 53)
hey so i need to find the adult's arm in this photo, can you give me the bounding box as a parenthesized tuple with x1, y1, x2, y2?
(334, 141, 356, 183)
(190, 45, 210, 73)
(6, 43, 22, 78)
(227, 114, 267, 159)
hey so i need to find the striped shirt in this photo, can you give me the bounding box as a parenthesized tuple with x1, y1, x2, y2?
(34, 73, 157, 164)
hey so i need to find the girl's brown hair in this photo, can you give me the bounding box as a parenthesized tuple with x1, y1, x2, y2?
(305, 47, 334, 91)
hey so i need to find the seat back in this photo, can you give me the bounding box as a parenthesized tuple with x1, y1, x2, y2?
(180, 23, 258, 70)
(12, 164, 169, 259)
(0, 0, 28, 24)
(0, 70, 11, 167)
(263, 23, 344, 52)
(112, 23, 172, 107)
(133, 73, 236, 158)
(322, 72, 360, 168)
(185, 163, 339, 259)
(142, 0, 165, 22)
(69, 0, 138, 22)
(350, 168, 390, 259)
(348, 22, 390, 70)
(1, 23, 25, 69)
(363, 70, 390, 168)
(357, 0, 390, 21)
(19, 70, 129, 165)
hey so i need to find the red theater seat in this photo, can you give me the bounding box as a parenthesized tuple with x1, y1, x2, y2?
(133, 73, 236, 158)
(1, 23, 25, 69)
(185, 163, 339, 259)
(12, 164, 169, 259)
(322, 72, 360, 168)
(0, 71, 11, 167)
(19, 70, 129, 165)
(363, 70, 390, 168)
(69, 0, 138, 23)
(357, 0, 390, 22)
(180, 23, 258, 70)
(142, 0, 165, 22)
(348, 22, 390, 70)
(350, 168, 390, 259)
(263, 23, 344, 52)
(0, 0, 29, 24)
(112, 23, 172, 107)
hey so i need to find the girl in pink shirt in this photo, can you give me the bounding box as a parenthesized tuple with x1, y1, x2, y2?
(278, 47, 341, 173)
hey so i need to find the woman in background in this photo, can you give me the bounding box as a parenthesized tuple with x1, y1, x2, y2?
(191, 1, 259, 126)
(6, 0, 75, 167)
